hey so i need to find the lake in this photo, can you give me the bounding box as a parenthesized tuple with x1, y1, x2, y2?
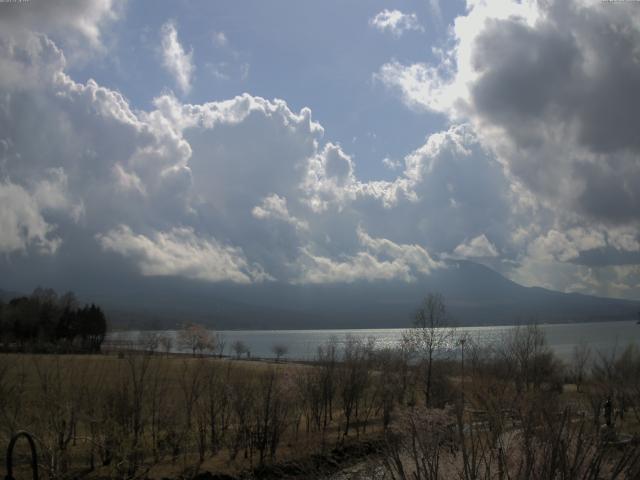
(106, 320, 640, 362)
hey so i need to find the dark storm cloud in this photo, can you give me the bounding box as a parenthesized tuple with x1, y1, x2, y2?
(573, 247, 640, 268)
(467, 1, 640, 224)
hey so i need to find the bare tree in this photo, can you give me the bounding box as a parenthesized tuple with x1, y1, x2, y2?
(201, 361, 232, 456)
(271, 343, 289, 362)
(176, 359, 206, 467)
(138, 331, 160, 355)
(373, 347, 405, 429)
(615, 345, 640, 424)
(295, 365, 323, 435)
(313, 336, 338, 445)
(383, 407, 455, 480)
(158, 333, 173, 356)
(147, 358, 170, 462)
(32, 356, 84, 478)
(499, 323, 559, 394)
(339, 336, 372, 437)
(231, 340, 248, 359)
(405, 292, 454, 407)
(228, 374, 255, 462)
(570, 341, 591, 393)
(253, 368, 291, 464)
(178, 323, 214, 357)
(214, 332, 226, 358)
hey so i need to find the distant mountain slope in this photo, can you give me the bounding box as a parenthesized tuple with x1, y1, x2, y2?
(212, 260, 639, 328)
(3, 261, 639, 329)
(0, 289, 24, 302)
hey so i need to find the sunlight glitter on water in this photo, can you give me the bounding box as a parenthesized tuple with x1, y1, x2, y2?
(107, 320, 640, 362)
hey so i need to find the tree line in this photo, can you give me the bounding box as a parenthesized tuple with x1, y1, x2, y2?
(0, 287, 107, 352)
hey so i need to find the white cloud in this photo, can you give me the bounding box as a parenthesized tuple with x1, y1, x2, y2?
(296, 228, 441, 284)
(0, 33, 66, 90)
(0, 181, 61, 255)
(0, 32, 514, 288)
(358, 227, 442, 275)
(378, 0, 540, 115)
(369, 10, 424, 37)
(375, 60, 455, 113)
(97, 225, 271, 284)
(528, 230, 583, 263)
(304, 143, 357, 212)
(382, 157, 402, 170)
(0, 0, 122, 50)
(608, 227, 640, 253)
(252, 194, 309, 232)
(212, 31, 228, 48)
(112, 163, 147, 196)
(565, 228, 607, 253)
(160, 21, 194, 95)
(453, 234, 499, 258)
(298, 249, 411, 284)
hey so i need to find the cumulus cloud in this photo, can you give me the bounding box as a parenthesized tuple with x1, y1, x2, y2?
(382, 157, 402, 170)
(0, 21, 534, 294)
(527, 230, 581, 263)
(97, 225, 270, 284)
(0, 0, 121, 47)
(252, 194, 309, 232)
(357, 228, 442, 275)
(380, 0, 640, 224)
(453, 234, 499, 258)
(374, 0, 640, 296)
(296, 228, 441, 284)
(608, 227, 640, 253)
(376, 60, 455, 113)
(3, 4, 640, 299)
(0, 28, 469, 287)
(0, 33, 66, 90)
(0, 182, 61, 255)
(369, 10, 424, 37)
(0, 28, 384, 285)
(161, 21, 194, 94)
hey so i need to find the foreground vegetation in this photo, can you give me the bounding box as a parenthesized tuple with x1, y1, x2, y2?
(2, 326, 640, 479)
(2, 293, 640, 479)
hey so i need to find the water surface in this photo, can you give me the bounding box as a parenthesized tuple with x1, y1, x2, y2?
(107, 320, 640, 362)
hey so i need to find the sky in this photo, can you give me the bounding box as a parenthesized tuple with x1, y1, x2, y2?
(1, 0, 640, 301)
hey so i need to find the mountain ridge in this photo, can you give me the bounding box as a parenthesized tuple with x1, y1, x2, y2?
(2, 260, 638, 330)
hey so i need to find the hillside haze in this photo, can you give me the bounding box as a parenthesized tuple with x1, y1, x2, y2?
(5, 261, 637, 330)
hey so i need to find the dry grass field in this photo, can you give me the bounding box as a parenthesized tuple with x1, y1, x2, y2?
(2, 326, 640, 479)
(0, 349, 389, 479)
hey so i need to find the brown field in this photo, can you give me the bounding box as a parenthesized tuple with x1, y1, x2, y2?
(2, 326, 640, 480)
(0, 350, 389, 480)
